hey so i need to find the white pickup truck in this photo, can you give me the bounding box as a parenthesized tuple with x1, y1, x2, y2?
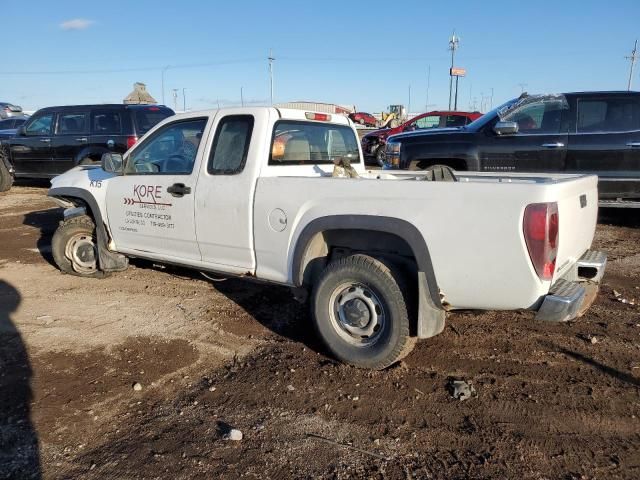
(48, 107, 606, 369)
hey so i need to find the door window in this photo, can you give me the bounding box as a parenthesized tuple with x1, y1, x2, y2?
(0, 119, 14, 129)
(445, 115, 469, 127)
(57, 113, 88, 134)
(208, 115, 254, 174)
(577, 98, 640, 133)
(126, 118, 207, 175)
(25, 113, 54, 136)
(502, 96, 568, 134)
(92, 111, 122, 134)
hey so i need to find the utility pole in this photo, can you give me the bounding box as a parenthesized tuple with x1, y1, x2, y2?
(425, 65, 431, 111)
(182, 88, 187, 111)
(626, 39, 638, 91)
(172, 89, 178, 111)
(240, 86, 244, 107)
(448, 31, 459, 110)
(268, 49, 275, 105)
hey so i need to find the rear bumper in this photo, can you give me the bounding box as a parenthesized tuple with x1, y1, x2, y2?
(535, 250, 607, 322)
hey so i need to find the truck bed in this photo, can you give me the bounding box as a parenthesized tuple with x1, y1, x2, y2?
(253, 169, 599, 311)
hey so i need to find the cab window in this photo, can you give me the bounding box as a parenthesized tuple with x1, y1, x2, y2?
(25, 113, 54, 136)
(126, 118, 207, 175)
(577, 98, 640, 133)
(269, 121, 360, 165)
(92, 111, 122, 134)
(414, 115, 440, 129)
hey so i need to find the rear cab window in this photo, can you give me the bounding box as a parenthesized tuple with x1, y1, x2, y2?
(576, 97, 640, 133)
(269, 121, 360, 165)
(57, 112, 88, 135)
(133, 107, 174, 135)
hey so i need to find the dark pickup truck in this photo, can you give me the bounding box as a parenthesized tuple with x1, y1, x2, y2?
(384, 91, 640, 207)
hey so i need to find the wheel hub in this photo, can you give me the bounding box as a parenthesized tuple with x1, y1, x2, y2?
(65, 233, 97, 274)
(330, 283, 385, 345)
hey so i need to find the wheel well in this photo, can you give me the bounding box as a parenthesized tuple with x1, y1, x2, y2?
(299, 229, 417, 288)
(414, 158, 468, 171)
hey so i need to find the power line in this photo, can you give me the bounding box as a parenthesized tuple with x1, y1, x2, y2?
(626, 39, 638, 91)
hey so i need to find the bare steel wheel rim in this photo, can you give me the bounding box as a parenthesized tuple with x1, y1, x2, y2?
(64, 232, 97, 274)
(329, 282, 386, 346)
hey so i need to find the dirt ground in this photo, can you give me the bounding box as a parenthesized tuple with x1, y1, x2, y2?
(1, 182, 639, 480)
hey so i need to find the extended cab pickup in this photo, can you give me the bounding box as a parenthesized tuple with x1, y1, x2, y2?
(47, 107, 607, 369)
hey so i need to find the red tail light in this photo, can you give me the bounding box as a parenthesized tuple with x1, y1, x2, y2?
(523, 202, 559, 281)
(305, 112, 331, 121)
(126, 136, 138, 149)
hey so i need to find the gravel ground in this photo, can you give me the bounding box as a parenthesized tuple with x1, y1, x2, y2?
(0, 182, 639, 480)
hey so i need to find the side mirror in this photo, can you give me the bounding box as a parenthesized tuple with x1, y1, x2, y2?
(17, 125, 26, 136)
(101, 152, 124, 174)
(493, 121, 519, 135)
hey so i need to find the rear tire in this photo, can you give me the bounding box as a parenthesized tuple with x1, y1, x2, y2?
(0, 150, 13, 192)
(52, 215, 106, 278)
(312, 254, 415, 369)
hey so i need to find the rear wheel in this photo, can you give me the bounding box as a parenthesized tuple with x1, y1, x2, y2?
(312, 254, 415, 369)
(0, 151, 13, 192)
(52, 215, 106, 278)
(358, 118, 365, 125)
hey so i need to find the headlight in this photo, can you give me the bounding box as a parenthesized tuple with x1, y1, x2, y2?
(385, 142, 401, 167)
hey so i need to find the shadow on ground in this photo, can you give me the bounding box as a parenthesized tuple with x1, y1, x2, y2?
(0, 280, 41, 479)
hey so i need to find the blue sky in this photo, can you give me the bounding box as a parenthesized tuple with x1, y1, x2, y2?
(3, 0, 639, 113)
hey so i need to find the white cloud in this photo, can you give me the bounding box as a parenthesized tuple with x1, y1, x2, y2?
(59, 18, 94, 31)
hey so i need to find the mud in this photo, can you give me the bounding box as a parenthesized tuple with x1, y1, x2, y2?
(1, 183, 639, 479)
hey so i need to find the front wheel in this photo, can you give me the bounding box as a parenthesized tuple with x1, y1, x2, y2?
(375, 145, 386, 167)
(52, 215, 106, 278)
(312, 254, 415, 369)
(0, 150, 13, 192)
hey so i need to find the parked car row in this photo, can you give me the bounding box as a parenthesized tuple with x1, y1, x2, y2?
(361, 110, 482, 166)
(383, 91, 640, 207)
(0, 103, 174, 191)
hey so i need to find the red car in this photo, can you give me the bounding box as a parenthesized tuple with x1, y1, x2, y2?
(349, 111, 378, 127)
(361, 110, 482, 166)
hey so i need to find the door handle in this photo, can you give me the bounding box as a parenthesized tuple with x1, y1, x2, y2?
(75, 137, 88, 142)
(39, 138, 50, 143)
(541, 142, 565, 148)
(166, 183, 191, 197)
(627, 142, 640, 148)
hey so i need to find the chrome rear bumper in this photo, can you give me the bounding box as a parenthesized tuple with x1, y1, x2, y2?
(535, 250, 607, 322)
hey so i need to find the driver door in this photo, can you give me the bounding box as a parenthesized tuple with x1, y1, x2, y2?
(105, 117, 209, 261)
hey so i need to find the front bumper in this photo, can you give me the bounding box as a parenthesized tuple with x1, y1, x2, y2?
(535, 250, 607, 322)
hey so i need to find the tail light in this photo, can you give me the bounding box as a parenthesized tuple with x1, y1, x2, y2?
(126, 136, 138, 149)
(523, 202, 559, 281)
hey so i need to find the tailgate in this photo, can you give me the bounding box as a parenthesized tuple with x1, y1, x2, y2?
(553, 175, 599, 280)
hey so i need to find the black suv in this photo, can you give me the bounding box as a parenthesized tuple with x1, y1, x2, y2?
(0, 104, 174, 189)
(385, 91, 640, 206)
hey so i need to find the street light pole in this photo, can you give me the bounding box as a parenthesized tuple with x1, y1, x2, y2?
(626, 39, 638, 91)
(182, 88, 187, 111)
(161, 65, 170, 105)
(448, 31, 459, 110)
(268, 49, 275, 105)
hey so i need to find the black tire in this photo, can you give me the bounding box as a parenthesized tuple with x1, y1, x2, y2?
(312, 254, 416, 369)
(51, 215, 106, 278)
(0, 150, 13, 193)
(375, 145, 386, 167)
